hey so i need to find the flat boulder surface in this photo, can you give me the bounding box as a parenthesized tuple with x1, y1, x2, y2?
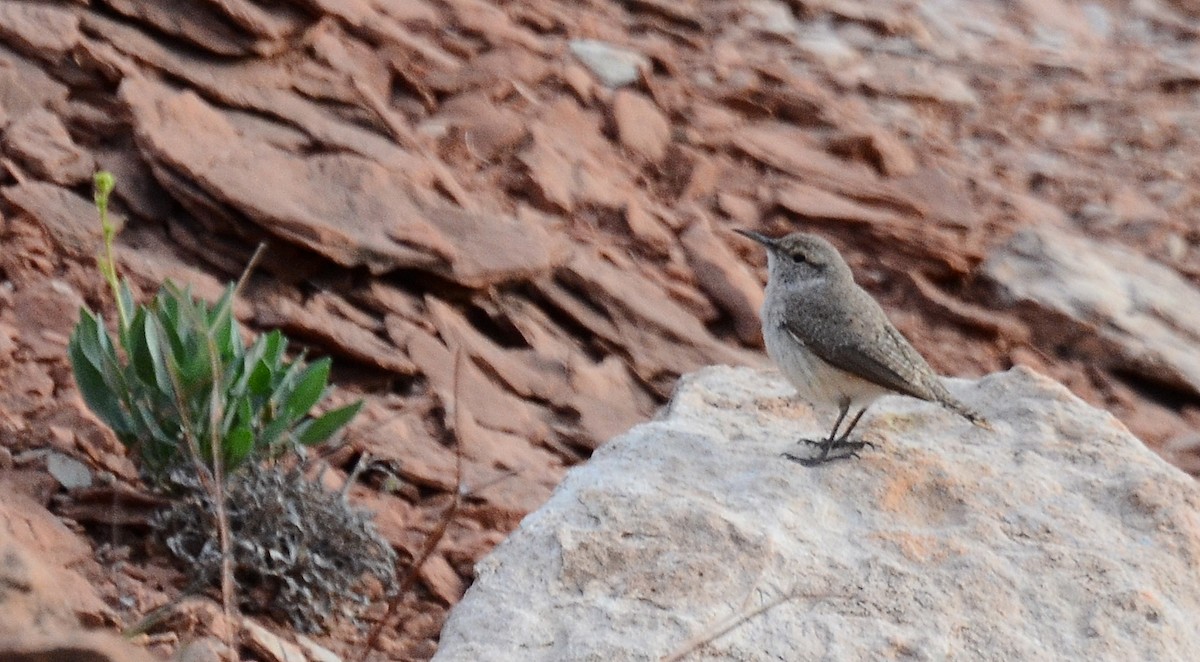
(435, 366, 1200, 661)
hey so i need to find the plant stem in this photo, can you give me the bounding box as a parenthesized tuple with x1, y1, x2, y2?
(93, 171, 128, 329)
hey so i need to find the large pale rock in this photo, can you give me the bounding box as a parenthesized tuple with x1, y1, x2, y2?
(568, 39, 649, 88)
(983, 225, 1200, 397)
(435, 366, 1200, 661)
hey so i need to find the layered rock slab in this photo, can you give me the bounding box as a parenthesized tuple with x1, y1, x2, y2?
(434, 366, 1200, 661)
(983, 225, 1200, 397)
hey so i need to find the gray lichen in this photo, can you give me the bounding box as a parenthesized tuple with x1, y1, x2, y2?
(155, 464, 397, 632)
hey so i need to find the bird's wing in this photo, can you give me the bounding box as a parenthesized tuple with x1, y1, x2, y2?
(781, 290, 940, 402)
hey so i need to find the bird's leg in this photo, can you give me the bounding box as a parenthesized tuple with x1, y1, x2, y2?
(834, 407, 871, 445)
(785, 401, 874, 466)
(797, 401, 850, 447)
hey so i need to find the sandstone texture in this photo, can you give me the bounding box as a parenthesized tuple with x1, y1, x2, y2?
(436, 366, 1200, 661)
(984, 225, 1200, 397)
(0, 537, 152, 662)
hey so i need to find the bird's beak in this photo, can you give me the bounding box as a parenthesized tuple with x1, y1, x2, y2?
(734, 228, 776, 248)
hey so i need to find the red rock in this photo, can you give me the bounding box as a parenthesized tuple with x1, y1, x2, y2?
(734, 124, 925, 217)
(0, 361, 55, 418)
(533, 249, 760, 394)
(294, 634, 341, 662)
(2, 109, 94, 185)
(679, 211, 765, 347)
(857, 58, 980, 107)
(560, 63, 595, 103)
(108, 0, 304, 56)
(774, 180, 906, 226)
(55, 483, 168, 527)
(418, 552, 466, 604)
(0, 632, 158, 662)
(243, 619, 306, 662)
(518, 96, 633, 211)
(828, 128, 918, 177)
(624, 198, 675, 255)
(446, 0, 549, 53)
(354, 409, 456, 490)
(1, 182, 115, 259)
(175, 636, 233, 662)
(120, 77, 562, 287)
(393, 313, 550, 443)
(436, 92, 529, 160)
(252, 281, 418, 376)
(891, 169, 981, 230)
(455, 404, 563, 516)
(0, 481, 92, 567)
(562, 354, 654, 448)
(717, 192, 760, 227)
(611, 89, 671, 163)
(10, 279, 83, 361)
(427, 46, 550, 93)
(0, 49, 69, 118)
(0, 2, 81, 61)
(679, 150, 719, 200)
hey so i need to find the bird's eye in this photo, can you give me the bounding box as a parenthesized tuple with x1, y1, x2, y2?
(792, 253, 807, 264)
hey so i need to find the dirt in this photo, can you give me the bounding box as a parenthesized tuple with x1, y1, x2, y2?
(1, 0, 1199, 660)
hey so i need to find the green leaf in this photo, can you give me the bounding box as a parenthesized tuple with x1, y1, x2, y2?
(177, 339, 213, 387)
(220, 392, 253, 439)
(69, 325, 133, 438)
(232, 336, 264, 394)
(129, 398, 180, 471)
(142, 313, 173, 395)
(247, 354, 274, 397)
(283, 358, 331, 421)
(210, 286, 240, 359)
(157, 299, 188, 362)
(117, 280, 136, 329)
(224, 424, 255, 469)
(260, 414, 292, 449)
(126, 308, 168, 392)
(131, 398, 174, 445)
(296, 400, 363, 446)
(263, 329, 286, 366)
(277, 350, 308, 388)
(71, 309, 108, 374)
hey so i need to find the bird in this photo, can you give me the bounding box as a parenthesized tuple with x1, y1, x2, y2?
(735, 229, 988, 466)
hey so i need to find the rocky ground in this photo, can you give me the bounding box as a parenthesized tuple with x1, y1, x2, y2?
(1, 0, 1199, 660)
(434, 366, 1200, 661)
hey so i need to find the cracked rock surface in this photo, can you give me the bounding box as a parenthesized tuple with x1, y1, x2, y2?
(436, 366, 1200, 662)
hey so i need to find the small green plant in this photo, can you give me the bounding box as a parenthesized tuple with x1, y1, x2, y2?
(68, 172, 363, 482)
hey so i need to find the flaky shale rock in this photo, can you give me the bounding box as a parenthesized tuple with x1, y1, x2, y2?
(434, 366, 1200, 661)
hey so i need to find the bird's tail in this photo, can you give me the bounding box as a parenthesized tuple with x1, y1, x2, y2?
(941, 395, 993, 431)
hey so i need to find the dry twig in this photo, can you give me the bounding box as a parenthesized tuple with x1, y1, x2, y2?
(357, 348, 468, 659)
(661, 587, 838, 662)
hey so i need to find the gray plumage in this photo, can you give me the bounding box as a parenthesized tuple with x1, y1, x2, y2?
(736, 229, 986, 465)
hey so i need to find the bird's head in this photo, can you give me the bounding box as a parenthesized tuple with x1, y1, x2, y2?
(734, 229, 852, 287)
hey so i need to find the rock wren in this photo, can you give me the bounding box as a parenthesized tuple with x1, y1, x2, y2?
(735, 229, 987, 466)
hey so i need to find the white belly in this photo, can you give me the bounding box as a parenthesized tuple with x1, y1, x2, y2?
(763, 324, 890, 411)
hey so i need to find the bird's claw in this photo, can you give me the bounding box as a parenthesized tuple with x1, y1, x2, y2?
(797, 438, 876, 450)
(782, 439, 875, 467)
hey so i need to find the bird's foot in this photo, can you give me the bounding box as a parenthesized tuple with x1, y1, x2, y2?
(783, 440, 875, 467)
